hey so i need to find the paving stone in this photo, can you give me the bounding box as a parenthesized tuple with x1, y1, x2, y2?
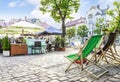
(49, 79, 60, 82)
(40, 78, 51, 82)
(1, 77, 12, 81)
(0, 48, 120, 82)
(113, 74, 120, 79)
(58, 77, 68, 81)
(118, 72, 120, 74)
(93, 75, 111, 82)
(69, 81, 76, 82)
(24, 81, 30, 82)
(67, 75, 76, 78)
(69, 78, 78, 81)
(47, 74, 56, 78)
(86, 79, 93, 82)
(57, 73, 65, 77)
(40, 77, 50, 80)
(51, 76, 59, 80)
(18, 77, 30, 81)
(80, 77, 88, 82)
(0, 79, 12, 82)
(104, 80, 113, 82)
(29, 78, 39, 82)
(109, 78, 120, 82)
(27, 75, 38, 79)
(62, 81, 69, 82)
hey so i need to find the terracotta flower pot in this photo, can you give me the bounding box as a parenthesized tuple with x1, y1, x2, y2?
(58, 48, 65, 51)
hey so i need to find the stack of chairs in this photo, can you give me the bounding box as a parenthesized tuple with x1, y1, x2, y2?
(32, 41, 42, 54)
(96, 32, 120, 66)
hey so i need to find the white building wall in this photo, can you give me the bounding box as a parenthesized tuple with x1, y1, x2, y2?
(87, 6, 109, 36)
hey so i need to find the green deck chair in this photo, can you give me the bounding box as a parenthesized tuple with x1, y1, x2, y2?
(65, 35, 108, 78)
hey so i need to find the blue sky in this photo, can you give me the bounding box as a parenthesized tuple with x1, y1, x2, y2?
(0, 0, 119, 26)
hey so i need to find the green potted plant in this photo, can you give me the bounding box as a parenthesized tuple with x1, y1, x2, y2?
(0, 38, 3, 53)
(55, 36, 61, 51)
(59, 38, 65, 51)
(2, 35, 10, 56)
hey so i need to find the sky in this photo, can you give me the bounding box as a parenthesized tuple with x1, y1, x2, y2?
(0, 0, 120, 27)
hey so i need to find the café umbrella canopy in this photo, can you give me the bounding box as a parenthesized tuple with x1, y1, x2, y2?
(9, 21, 44, 34)
(36, 26, 62, 35)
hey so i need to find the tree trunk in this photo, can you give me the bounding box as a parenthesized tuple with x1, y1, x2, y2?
(61, 18, 66, 48)
(62, 19, 66, 38)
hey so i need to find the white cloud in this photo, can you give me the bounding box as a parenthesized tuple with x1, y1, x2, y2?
(30, 6, 51, 21)
(27, 0, 40, 5)
(30, 6, 61, 28)
(72, 13, 80, 19)
(8, 2, 16, 7)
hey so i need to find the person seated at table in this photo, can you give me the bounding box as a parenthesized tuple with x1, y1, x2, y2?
(27, 37, 32, 39)
(15, 37, 22, 43)
(10, 35, 15, 43)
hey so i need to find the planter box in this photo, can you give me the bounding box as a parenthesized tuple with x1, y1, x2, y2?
(11, 44, 27, 56)
(3, 50, 10, 56)
(58, 48, 65, 51)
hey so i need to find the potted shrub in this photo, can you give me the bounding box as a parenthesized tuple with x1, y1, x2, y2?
(55, 36, 66, 51)
(0, 38, 3, 53)
(59, 38, 65, 51)
(2, 36, 10, 56)
(55, 36, 61, 51)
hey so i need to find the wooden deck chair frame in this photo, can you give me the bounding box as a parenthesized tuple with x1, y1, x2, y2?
(65, 35, 108, 79)
(96, 33, 120, 66)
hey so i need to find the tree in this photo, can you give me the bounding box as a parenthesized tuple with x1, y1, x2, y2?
(66, 27, 76, 44)
(94, 18, 105, 34)
(66, 27, 76, 38)
(77, 25, 88, 43)
(77, 25, 88, 37)
(40, 0, 80, 47)
(107, 1, 120, 32)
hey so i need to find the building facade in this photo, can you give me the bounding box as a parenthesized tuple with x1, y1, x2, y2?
(87, 5, 109, 36)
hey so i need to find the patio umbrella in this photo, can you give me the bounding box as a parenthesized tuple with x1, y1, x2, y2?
(10, 21, 42, 28)
(36, 26, 62, 35)
(20, 33, 35, 36)
(9, 21, 44, 34)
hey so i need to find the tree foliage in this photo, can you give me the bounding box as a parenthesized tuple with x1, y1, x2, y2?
(94, 18, 105, 34)
(66, 27, 76, 38)
(2, 35, 10, 51)
(77, 25, 88, 37)
(107, 1, 120, 32)
(40, 0, 80, 38)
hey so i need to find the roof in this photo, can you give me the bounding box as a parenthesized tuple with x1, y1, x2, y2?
(95, 11, 101, 16)
(10, 21, 43, 28)
(36, 26, 62, 35)
(101, 9, 108, 15)
(0, 22, 6, 27)
(65, 17, 86, 27)
(90, 6, 96, 10)
(41, 22, 49, 29)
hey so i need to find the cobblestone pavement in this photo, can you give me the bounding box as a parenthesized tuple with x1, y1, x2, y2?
(0, 47, 120, 82)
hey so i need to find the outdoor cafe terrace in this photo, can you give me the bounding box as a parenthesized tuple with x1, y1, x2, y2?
(0, 32, 120, 82)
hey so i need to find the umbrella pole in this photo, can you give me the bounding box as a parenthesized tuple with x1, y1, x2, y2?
(21, 28, 24, 36)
